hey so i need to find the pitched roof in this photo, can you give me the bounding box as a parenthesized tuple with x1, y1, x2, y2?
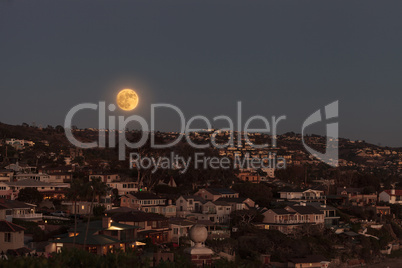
(215, 197, 249, 203)
(0, 220, 25, 232)
(0, 199, 36, 209)
(181, 195, 206, 202)
(269, 208, 296, 215)
(307, 202, 337, 211)
(212, 200, 231, 206)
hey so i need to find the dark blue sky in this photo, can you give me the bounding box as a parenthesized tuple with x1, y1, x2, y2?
(1, 0, 401, 147)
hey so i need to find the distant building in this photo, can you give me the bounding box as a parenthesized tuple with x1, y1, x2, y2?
(169, 218, 194, 243)
(194, 188, 239, 201)
(278, 188, 325, 202)
(14, 173, 51, 182)
(0, 199, 41, 222)
(120, 192, 175, 217)
(262, 204, 324, 234)
(112, 211, 170, 244)
(215, 197, 255, 211)
(0, 170, 13, 182)
(90, 174, 120, 184)
(50, 217, 138, 254)
(106, 182, 138, 196)
(237, 171, 260, 183)
(308, 202, 340, 227)
(62, 197, 113, 215)
(176, 195, 205, 217)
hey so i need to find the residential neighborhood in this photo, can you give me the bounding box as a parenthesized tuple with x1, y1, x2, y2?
(0, 123, 401, 267)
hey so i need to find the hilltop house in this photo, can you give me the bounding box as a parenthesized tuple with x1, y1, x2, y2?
(192, 200, 232, 224)
(308, 202, 340, 227)
(120, 192, 176, 217)
(176, 195, 205, 217)
(262, 204, 324, 234)
(106, 182, 138, 196)
(120, 192, 175, 217)
(278, 188, 325, 202)
(215, 197, 255, 211)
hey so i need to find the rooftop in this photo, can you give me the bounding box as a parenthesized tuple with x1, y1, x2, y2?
(0, 220, 25, 232)
(112, 211, 168, 223)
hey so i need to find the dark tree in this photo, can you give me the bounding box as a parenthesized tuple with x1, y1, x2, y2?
(17, 188, 43, 204)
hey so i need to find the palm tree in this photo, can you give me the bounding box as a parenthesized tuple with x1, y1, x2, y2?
(83, 177, 108, 249)
(66, 177, 87, 247)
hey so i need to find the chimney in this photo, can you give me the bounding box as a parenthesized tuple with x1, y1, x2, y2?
(102, 216, 112, 229)
(391, 188, 396, 195)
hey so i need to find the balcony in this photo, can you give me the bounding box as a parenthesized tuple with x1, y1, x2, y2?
(13, 213, 43, 220)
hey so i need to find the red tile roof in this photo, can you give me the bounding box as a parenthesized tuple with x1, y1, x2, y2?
(385, 190, 402, 196)
(0, 220, 25, 232)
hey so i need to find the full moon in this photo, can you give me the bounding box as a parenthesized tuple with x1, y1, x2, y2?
(116, 89, 139, 111)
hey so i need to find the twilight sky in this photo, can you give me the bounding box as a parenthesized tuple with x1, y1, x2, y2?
(0, 0, 401, 147)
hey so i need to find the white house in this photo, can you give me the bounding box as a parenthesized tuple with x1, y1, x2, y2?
(379, 189, 402, 204)
(278, 189, 325, 201)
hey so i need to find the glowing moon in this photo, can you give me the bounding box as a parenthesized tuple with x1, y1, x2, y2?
(116, 89, 139, 111)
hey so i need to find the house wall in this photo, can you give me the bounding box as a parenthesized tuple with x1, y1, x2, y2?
(120, 195, 141, 209)
(107, 182, 138, 195)
(262, 210, 276, 223)
(90, 174, 120, 184)
(0, 230, 24, 251)
(379, 192, 390, 203)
